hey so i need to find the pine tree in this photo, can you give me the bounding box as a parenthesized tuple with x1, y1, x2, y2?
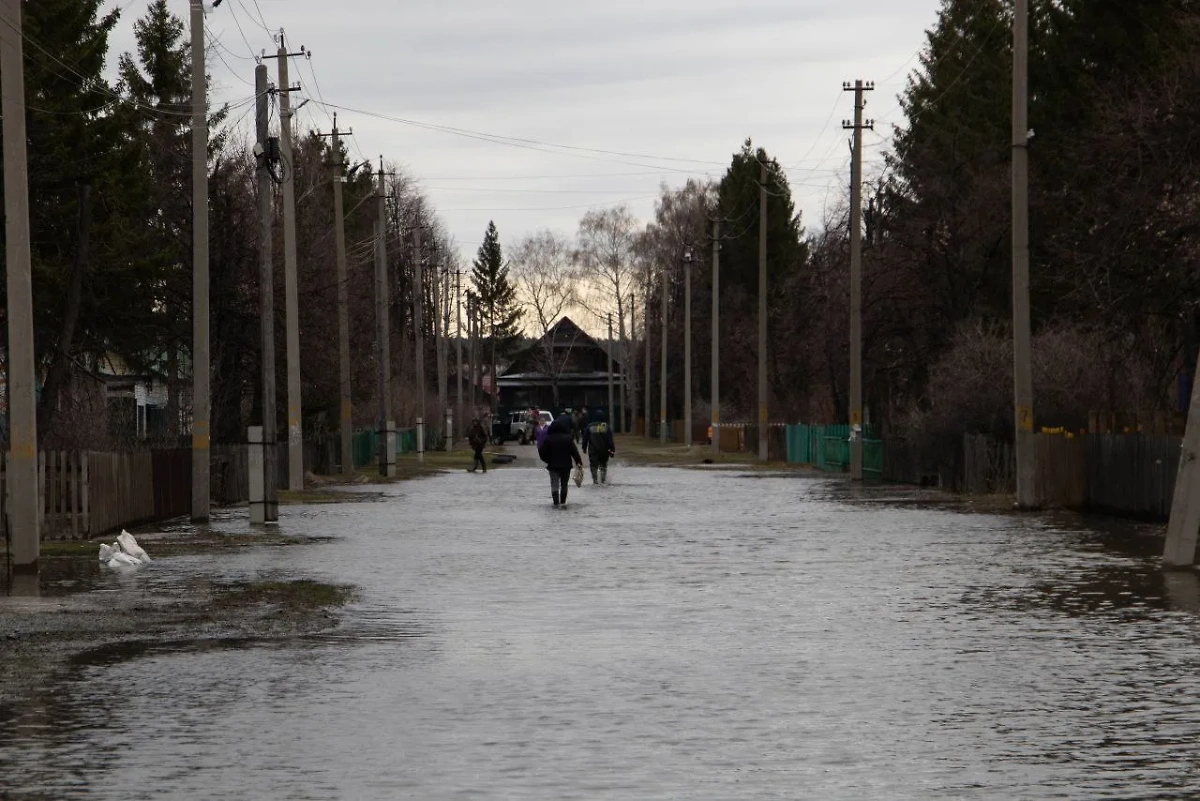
(471, 221, 523, 408)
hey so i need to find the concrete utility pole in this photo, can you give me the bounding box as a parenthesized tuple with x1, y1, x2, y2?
(607, 313, 615, 426)
(456, 270, 464, 447)
(321, 115, 353, 475)
(843, 79, 874, 479)
(1012, 0, 1036, 508)
(684, 246, 694, 447)
(255, 63, 278, 522)
(276, 32, 305, 492)
(2, 0, 39, 571)
(189, 0, 210, 521)
(375, 158, 395, 477)
(757, 162, 769, 462)
(711, 218, 720, 455)
(630, 294, 638, 434)
(413, 228, 426, 462)
(434, 256, 448, 449)
(1165, 356, 1200, 566)
(660, 257, 668, 445)
(644, 274, 651, 440)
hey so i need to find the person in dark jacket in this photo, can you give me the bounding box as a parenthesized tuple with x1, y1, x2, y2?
(581, 408, 616, 484)
(467, 418, 488, 473)
(538, 415, 583, 507)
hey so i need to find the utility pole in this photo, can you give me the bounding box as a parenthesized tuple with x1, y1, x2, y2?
(757, 162, 769, 462)
(375, 158, 395, 477)
(275, 32, 305, 492)
(255, 63, 278, 521)
(1, 0, 39, 572)
(1165, 354, 1200, 566)
(318, 115, 354, 475)
(630, 294, 638, 434)
(684, 246, 694, 447)
(413, 228, 426, 462)
(434, 254, 448, 449)
(607, 313, 615, 426)
(456, 269, 464, 447)
(189, 0, 210, 521)
(660, 257, 668, 445)
(1012, 0, 1036, 508)
(843, 79, 874, 478)
(644, 273, 651, 440)
(711, 218, 720, 455)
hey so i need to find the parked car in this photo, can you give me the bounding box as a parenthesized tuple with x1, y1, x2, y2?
(491, 409, 553, 445)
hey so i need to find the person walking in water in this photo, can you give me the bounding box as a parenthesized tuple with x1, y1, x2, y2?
(467, 417, 488, 473)
(582, 408, 615, 484)
(538, 414, 583, 507)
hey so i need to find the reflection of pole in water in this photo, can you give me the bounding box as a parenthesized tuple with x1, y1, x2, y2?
(1163, 571, 1200, 615)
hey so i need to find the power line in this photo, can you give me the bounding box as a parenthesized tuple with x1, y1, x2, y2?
(310, 99, 725, 174)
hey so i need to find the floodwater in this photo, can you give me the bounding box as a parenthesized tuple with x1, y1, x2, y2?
(3, 460, 1200, 800)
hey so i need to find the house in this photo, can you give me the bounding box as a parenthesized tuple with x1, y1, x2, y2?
(496, 317, 625, 417)
(98, 352, 189, 440)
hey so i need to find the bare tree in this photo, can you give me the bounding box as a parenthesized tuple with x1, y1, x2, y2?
(512, 229, 579, 335)
(576, 206, 640, 429)
(512, 229, 582, 407)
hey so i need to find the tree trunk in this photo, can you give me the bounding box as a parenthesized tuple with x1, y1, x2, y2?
(37, 184, 92, 444)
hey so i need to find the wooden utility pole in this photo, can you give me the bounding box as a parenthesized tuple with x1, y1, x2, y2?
(255, 63, 278, 522)
(711, 218, 720, 455)
(317, 116, 353, 475)
(275, 32, 305, 491)
(1012, 0, 1037, 507)
(1, 0, 40, 571)
(189, 0, 210, 521)
(843, 79, 874, 478)
(757, 161, 769, 462)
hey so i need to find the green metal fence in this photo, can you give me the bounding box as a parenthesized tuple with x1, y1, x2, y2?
(784, 423, 881, 478)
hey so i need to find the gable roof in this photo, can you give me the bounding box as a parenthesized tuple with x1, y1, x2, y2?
(501, 316, 620, 377)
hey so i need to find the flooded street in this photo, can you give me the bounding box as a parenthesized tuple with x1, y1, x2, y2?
(4, 461, 1200, 799)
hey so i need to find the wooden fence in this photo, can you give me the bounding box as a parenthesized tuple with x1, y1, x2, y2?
(86, 451, 155, 536)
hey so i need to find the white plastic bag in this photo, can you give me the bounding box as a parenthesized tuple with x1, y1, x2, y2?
(116, 530, 151, 563)
(572, 464, 583, 487)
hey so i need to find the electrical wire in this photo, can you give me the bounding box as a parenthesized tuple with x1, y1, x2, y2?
(310, 99, 725, 175)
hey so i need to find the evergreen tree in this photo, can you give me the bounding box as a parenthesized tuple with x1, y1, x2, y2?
(471, 221, 523, 406)
(713, 140, 806, 412)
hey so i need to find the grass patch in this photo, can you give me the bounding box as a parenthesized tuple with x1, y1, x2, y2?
(213, 579, 357, 609)
(615, 435, 798, 470)
(39, 540, 105, 557)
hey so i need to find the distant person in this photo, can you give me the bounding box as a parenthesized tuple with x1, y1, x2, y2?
(467, 417, 488, 473)
(538, 414, 583, 507)
(571, 407, 584, 443)
(582, 408, 616, 484)
(534, 415, 550, 450)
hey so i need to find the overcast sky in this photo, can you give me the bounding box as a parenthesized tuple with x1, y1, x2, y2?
(106, 0, 939, 263)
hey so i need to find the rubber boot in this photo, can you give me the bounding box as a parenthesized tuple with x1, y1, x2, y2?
(552, 490, 560, 507)
(560, 484, 569, 507)
(600, 464, 607, 484)
(590, 464, 599, 484)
